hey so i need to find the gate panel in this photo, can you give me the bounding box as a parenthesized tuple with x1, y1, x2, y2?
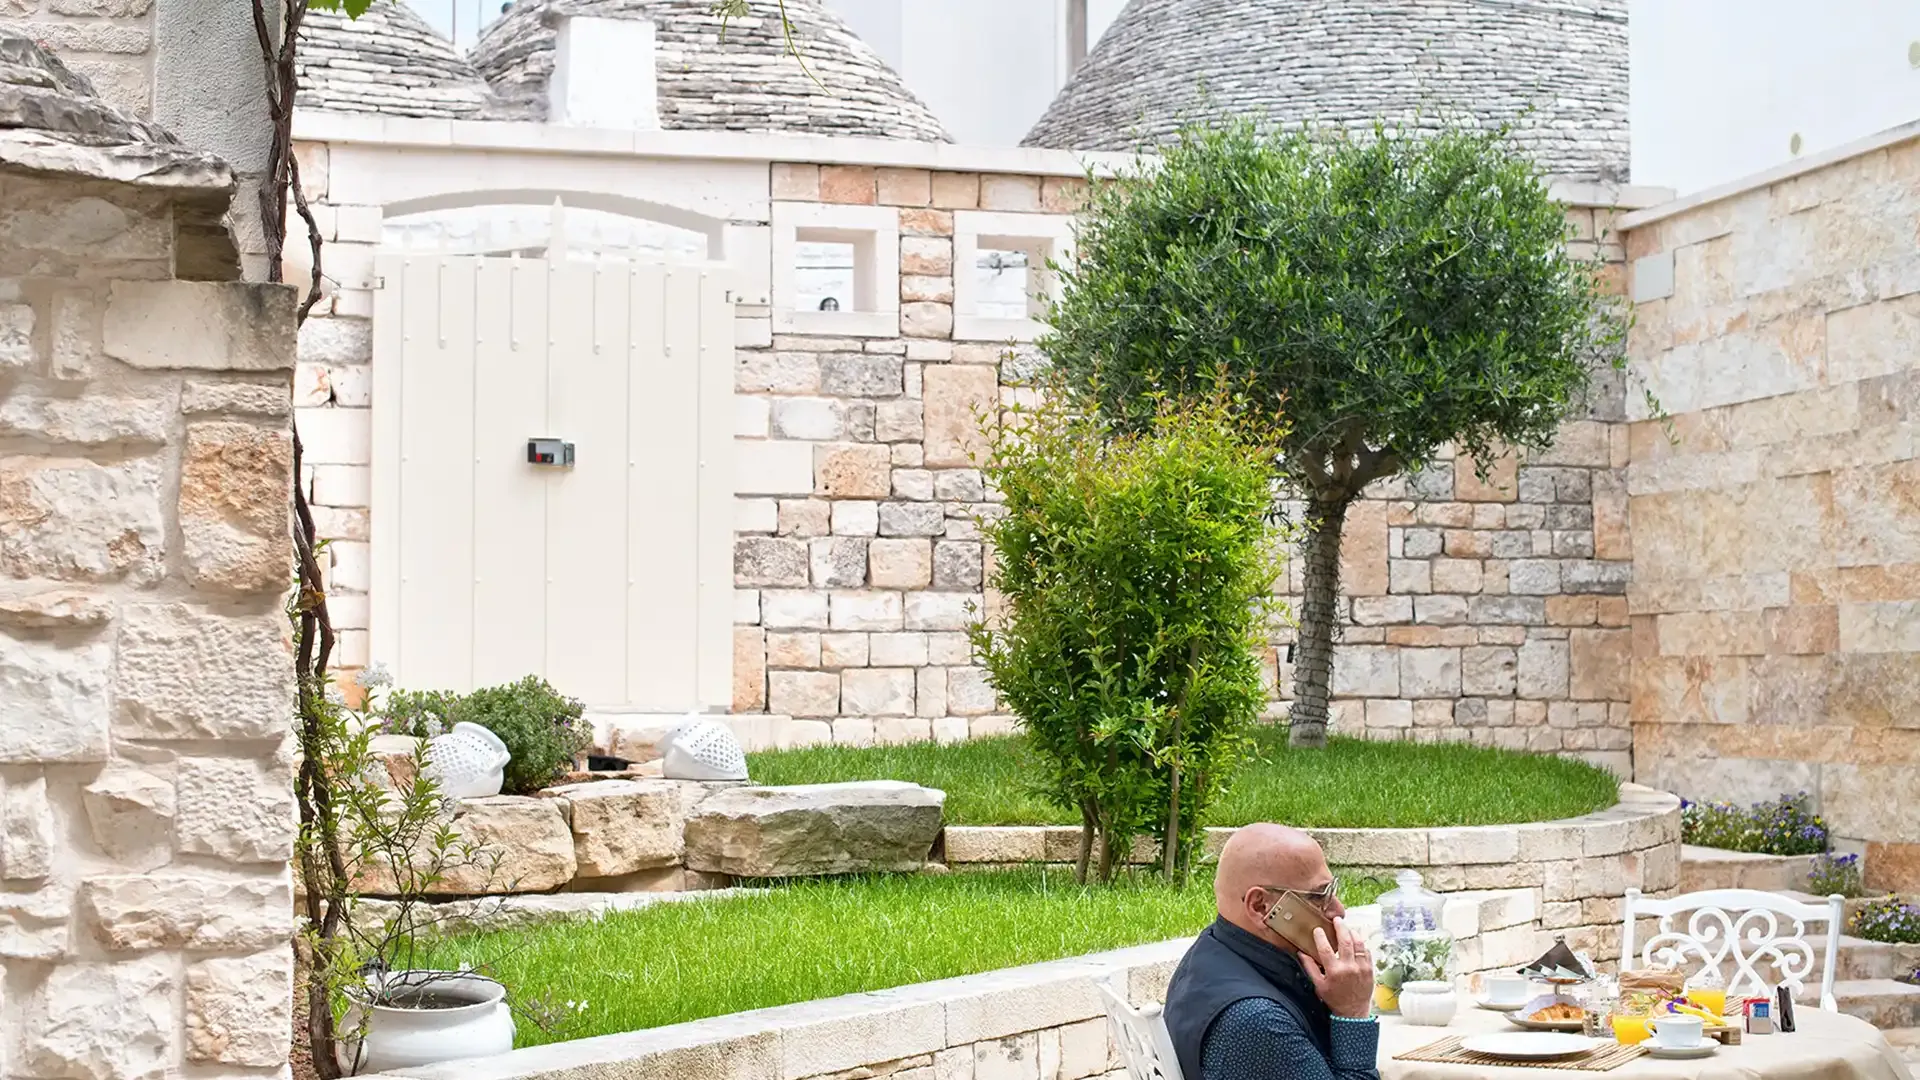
(394, 257, 477, 692)
(470, 261, 548, 683)
(372, 253, 733, 711)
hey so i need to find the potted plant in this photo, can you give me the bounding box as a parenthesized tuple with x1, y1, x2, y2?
(297, 664, 514, 1077)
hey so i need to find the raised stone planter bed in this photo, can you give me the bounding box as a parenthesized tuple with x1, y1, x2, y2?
(942, 783, 1681, 963)
(360, 890, 1539, 1080)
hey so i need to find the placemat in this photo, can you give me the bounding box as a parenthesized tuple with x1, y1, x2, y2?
(1394, 1035, 1650, 1072)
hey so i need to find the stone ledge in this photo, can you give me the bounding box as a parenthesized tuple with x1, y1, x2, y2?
(1679, 845, 1822, 893)
(361, 891, 1535, 1080)
(943, 784, 1681, 878)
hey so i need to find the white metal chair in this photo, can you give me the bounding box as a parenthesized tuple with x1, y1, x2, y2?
(1621, 887, 1845, 1012)
(1097, 974, 1185, 1080)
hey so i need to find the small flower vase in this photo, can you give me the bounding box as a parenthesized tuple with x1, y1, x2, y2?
(1372, 870, 1454, 1015)
(1399, 981, 1459, 1026)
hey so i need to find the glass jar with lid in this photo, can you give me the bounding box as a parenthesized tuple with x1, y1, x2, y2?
(1371, 870, 1453, 1014)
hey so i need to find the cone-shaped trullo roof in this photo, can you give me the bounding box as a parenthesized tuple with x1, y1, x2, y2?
(1024, 0, 1629, 180)
(298, 1, 505, 120)
(470, 0, 950, 140)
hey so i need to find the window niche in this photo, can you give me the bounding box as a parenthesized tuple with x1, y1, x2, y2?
(771, 202, 900, 337)
(952, 210, 1075, 342)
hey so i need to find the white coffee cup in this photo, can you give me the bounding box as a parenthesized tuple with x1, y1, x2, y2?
(1485, 974, 1530, 1007)
(1652, 1015, 1705, 1049)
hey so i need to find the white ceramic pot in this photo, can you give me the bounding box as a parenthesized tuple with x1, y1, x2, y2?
(1398, 980, 1459, 1026)
(335, 972, 515, 1075)
(424, 723, 511, 800)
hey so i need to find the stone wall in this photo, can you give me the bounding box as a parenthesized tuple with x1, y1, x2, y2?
(290, 142, 1640, 770)
(1, 51, 299, 1078)
(1, 0, 277, 277)
(721, 165, 1635, 771)
(1620, 127, 1920, 892)
(944, 783, 1683, 966)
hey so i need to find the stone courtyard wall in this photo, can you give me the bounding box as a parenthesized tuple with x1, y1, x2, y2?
(1619, 124, 1920, 892)
(1, 47, 299, 1076)
(289, 122, 1656, 772)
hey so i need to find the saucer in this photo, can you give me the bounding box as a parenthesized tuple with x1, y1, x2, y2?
(1475, 999, 1527, 1012)
(1647, 1043, 1717, 1060)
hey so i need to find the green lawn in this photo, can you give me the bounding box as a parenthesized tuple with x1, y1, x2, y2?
(748, 729, 1619, 829)
(423, 867, 1392, 1046)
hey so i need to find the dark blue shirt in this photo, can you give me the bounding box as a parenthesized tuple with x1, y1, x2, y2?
(1201, 991, 1380, 1080)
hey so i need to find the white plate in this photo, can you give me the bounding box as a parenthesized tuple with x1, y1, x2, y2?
(1462, 1033, 1600, 1061)
(1648, 1043, 1717, 1060)
(1474, 998, 1526, 1012)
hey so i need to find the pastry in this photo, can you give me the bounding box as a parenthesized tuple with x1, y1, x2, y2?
(1529, 1002, 1586, 1022)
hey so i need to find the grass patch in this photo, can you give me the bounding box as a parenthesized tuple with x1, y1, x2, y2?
(749, 729, 1619, 828)
(422, 868, 1391, 1047)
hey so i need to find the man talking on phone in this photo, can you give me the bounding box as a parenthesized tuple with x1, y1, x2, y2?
(1163, 824, 1379, 1080)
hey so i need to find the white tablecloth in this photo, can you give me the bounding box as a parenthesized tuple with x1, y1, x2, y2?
(1378, 1003, 1915, 1080)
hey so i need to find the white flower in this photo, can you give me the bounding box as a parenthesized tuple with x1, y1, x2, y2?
(458, 960, 473, 972)
(359, 662, 394, 690)
(424, 718, 447, 738)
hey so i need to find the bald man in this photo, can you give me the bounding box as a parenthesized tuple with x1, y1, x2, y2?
(1162, 824, 1380, 1080)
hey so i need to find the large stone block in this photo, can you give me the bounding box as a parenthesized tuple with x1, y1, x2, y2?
(80, 873, 290, 951)
(0, 455, 165, 583)
(115, 604, 294, 740)
(21, 960, 176, 1080)
(2, 775, 56, 881)
(83, 765, 176, 870)
(547, 779, 685, 877)
(175, 755, 295, 864)
(0, 631, 111, 763)
(923, 364, 997, 467)
(103, 280, 296, 371)
(0, 386, 172, 445)
(430, 797, 577, 895)
(178, 420, 295, 594)
(0, 883, 72, 959)
(185, 949, 292, 1066)
(685, 781, 946, 877)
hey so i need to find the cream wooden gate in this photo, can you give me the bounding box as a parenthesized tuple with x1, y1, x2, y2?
(369, 253, 733, 710)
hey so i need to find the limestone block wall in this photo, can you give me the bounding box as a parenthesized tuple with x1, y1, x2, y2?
(1619, 127, 1920, 892)
(0, 169, 298, 1078)
(288, 130, 1639, 769)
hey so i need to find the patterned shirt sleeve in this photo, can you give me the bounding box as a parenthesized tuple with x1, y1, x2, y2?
(1199, 998, 1381, 1080)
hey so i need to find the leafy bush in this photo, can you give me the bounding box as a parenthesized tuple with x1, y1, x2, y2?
(1806, 852, 1865, 898)
(383, 676, 591, 795)
(1680, 793, 1828, 856)
(971, 387, 1287, 881)
(1044, 120, 1627, 746)
(1850, 898, 1920, 945)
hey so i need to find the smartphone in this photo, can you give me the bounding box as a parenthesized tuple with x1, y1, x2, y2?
(1265, 891, 1336, 956)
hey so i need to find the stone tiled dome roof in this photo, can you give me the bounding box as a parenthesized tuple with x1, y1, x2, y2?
(298, 1, 502, 120)
(1024, 0, 1629, 181)
(469, 0, 950, 140)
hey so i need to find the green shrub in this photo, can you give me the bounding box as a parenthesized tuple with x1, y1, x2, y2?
(382, 676, 591, 795)
(972, 387, 1286, 882)
(1044, 120, 1627, 747)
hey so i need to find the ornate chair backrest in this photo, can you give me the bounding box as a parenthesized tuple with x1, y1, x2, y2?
(1097, 975, 1185, 1080)
(1620, 887, 1845, 1012)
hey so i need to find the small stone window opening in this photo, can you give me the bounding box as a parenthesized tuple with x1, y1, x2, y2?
(952, 210, 1075, 342)
(771, 202, 900, 337)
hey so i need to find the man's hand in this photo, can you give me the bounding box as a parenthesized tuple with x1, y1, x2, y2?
(1301, 917, 1376, 1019)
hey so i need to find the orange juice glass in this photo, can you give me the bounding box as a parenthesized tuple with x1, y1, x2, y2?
(1611, 1015, 1653, 1045)
(1690, 987, 1727, 1017)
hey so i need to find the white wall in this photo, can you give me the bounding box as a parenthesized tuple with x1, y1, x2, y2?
(1632, 0, 1920, 194)
(826, 0, 1124, 146)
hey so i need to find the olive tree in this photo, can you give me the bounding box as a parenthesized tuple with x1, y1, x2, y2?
(1045, 122, 1625, 748)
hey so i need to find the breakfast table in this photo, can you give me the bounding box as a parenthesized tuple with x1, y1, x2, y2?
(1376, 1003, 1916, 1080)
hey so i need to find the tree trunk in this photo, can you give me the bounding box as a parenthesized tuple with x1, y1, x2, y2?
(1288, 497, 1350, 748)
(1075, 803, 1095, 885)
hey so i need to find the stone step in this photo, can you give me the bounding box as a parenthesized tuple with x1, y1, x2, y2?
(1678, 846, 1820, 893)
(1882, 1025, 1920, 1067)
(1831, 979, 1920, 1029)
